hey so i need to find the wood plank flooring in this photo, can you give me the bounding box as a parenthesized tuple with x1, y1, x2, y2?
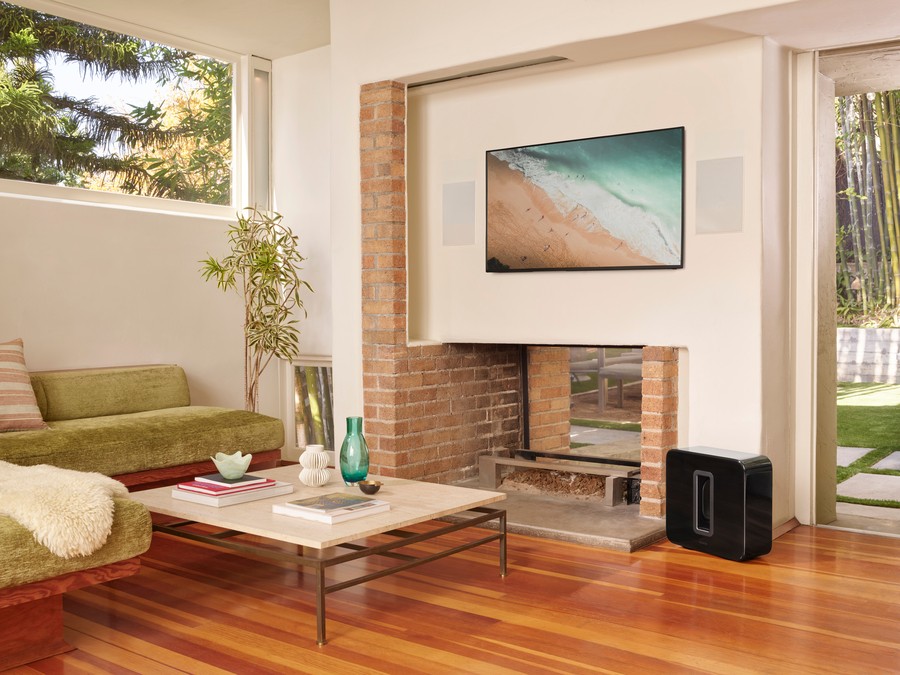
(9, 524, 900, 674)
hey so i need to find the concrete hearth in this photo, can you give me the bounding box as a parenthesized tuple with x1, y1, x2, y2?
(457, 479, 667, 552)
(457, 425, 666, 552)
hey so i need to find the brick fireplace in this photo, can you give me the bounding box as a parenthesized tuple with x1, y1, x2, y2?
(359, 80, 678, 518)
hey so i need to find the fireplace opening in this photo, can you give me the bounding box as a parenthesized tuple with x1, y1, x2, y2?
(488, 344, 677, 521)
(496, 346, 644, 504)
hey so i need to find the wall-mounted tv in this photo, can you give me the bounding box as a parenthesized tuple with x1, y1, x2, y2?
(486, 126, 684, 272)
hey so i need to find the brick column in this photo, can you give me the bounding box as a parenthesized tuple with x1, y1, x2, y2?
(526, 346, 571, 453)
(639, 346, 679, 517)
(360, 80, 407, 348)
(359, 81, 523, 483)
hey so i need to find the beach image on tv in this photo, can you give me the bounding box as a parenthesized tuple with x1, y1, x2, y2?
(486, 127, 684, 271)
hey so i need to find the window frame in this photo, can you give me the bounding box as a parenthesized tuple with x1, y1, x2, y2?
(247, 56, 273, 211)
(1, 0, 261, 216)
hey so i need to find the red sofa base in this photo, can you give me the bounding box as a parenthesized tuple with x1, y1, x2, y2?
(0, 558, 141, 670)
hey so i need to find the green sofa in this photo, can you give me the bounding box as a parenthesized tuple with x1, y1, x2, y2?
(0, 364, 285, 486)
(0, 364, 284, 668)
(0, 497, 153, 669)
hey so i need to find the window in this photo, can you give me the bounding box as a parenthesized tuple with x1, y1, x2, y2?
(294, 361, 335, 452)
(0, 2, 232, 205)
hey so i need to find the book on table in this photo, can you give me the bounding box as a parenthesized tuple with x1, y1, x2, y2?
(172, 481, 293, 507)
(177, 479, 277, 496)
(194, 472, 272, 488)
(272, 492, 390, 523)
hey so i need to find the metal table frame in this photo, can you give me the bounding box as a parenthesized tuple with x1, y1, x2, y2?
(153, 506, 507, 645)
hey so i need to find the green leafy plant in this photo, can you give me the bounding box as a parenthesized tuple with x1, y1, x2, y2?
(201, 207, 311, 411)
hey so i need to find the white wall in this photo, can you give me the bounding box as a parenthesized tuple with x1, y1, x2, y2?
(330, 0, 792, 83)
(272, 46, 333, 359)
(329, 0, 796, 524)
(0, 193, 247, 409)
(0, 47, 332, 451)
(0, 2, 295, 427)
(0, 58, 330, 467)
(408, 38, 767, 456)
(0, 0, 808, 521)
(329, 0, 792, 419)
(271, 45, 333, 455)
(760, 39, 793, 524)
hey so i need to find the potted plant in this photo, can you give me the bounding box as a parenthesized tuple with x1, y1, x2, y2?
(201, 207, 311, 412)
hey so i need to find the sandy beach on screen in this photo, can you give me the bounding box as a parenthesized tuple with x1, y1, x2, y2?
(486, 154, 655, 270)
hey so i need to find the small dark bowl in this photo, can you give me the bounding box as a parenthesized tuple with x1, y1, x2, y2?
(358, 480, 383, 495)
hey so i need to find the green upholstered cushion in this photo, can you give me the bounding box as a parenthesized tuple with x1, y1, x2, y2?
(0, 406, 284, 477)
(30, 365, 190, 422)
(0, 497, 152, 589)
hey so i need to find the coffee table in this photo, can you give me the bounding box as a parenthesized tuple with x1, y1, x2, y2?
(130, 465, 507, 644)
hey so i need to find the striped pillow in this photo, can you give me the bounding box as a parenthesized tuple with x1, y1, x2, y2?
(0, 338, 49, 432)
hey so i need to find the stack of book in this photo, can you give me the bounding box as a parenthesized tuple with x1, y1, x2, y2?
(173, 473, 293, 507)
(272, 492, 390, 523)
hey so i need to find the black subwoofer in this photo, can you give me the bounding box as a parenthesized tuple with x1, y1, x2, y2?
(666, 446, 772, 561)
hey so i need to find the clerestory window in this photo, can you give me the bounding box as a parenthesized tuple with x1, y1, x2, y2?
(0, 1, 236, 206)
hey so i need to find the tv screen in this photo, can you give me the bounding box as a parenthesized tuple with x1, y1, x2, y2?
(486, 126, 684, 272)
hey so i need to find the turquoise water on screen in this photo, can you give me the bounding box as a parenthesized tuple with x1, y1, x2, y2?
(491, 127, 683, 265)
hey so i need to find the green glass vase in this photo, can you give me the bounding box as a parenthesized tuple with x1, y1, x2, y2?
(339, 416, 369, 485)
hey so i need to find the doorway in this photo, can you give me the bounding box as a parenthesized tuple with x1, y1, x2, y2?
(818, 45, 900, 536)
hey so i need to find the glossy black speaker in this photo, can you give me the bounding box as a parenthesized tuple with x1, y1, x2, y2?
(666, 447, 772, 561)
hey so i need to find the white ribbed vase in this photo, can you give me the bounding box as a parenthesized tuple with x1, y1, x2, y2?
(298, 444, 331, 487)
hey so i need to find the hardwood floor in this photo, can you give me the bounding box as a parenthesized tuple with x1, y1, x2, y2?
(10, 524, 900, 674)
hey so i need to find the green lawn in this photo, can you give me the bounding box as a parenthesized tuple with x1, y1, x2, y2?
(836, 382, 900, 508)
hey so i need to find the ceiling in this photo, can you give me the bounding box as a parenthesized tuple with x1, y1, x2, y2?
(15, 0, 900, 71)
(704, 0, 900, 95)
(21, 0, 330, 59)
(703, 0, 900, 52)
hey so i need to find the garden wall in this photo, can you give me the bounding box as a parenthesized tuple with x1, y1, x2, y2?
(837, 327, 900, 384)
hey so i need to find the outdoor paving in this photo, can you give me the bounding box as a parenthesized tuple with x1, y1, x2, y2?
(837, 473, 900, 501)
(873, 451, 900, 470)
(832, 502, 900, 536)
(837, 446, 872, 466)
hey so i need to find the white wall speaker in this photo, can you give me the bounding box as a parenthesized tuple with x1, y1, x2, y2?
(696, 157, 743, 234)
(442, 181, 476, 246)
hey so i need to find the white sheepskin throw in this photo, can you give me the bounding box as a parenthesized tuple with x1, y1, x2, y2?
(0, 460, 128, 559)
